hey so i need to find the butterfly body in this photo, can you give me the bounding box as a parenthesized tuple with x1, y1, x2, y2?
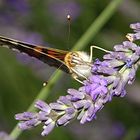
(65, 51, 92, 80)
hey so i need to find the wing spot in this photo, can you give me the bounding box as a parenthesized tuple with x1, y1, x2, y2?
(34, 46, 43, 53)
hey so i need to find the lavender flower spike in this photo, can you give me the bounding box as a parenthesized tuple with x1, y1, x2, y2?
(15, 22, 140, 136)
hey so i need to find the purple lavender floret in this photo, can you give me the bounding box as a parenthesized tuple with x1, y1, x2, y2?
(15, 22, 140, 136)
(0, 131, 14, 140)
(126, 22, 140, 41)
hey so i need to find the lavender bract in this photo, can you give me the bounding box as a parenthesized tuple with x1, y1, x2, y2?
(15, 22, 140, 136)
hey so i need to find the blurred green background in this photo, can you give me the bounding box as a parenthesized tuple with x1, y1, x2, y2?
(0, 0, 140, 140)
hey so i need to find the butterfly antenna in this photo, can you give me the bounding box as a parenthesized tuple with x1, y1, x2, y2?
(67, 14, 71, 49)
(43, 64, 64, 87)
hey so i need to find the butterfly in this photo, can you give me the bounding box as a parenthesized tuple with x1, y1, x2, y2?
(0, 36, 110, 83)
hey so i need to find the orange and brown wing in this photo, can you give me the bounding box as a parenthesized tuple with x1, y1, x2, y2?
(0, 36, 69, 73)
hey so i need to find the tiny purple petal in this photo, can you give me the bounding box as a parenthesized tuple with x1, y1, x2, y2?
(73, 100, 87, 109)
(125, 58, 133, 68)
(80, 112, 88, 124)
(38, 111, 49, 121)
(65, 107, 75, 114)
(84, 100, 92, 109)
(123, 41, 137, 51)
(77, 110, 84, 120)
(18, 119, 39, 130)
(45, 118, 53, 125)
(42, 121, 55, 136)
(35, 100, 51, 114)
(57, 96, 72, 105)
(49, 103, 66, 110)
(120, 89, 126, 97)
(114, 44, 130, 52)
(67, 89, 85, 99)
(57, 113, 75, 126)
(128, 67, 136, 84)
(113, 81, 125, 96)
(94, 99, 104, 112)
(126, 33, 140, 41)
(130, 22, 140, 31)
(86, 105, 95, 121)
(15, 112, 37, 120)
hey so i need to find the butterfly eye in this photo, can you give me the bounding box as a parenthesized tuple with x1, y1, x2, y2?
(72, 52, 79, 57)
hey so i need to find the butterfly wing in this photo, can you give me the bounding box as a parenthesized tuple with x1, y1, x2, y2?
(0, 36, 69, 73)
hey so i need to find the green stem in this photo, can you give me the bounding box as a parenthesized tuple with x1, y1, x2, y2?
(10, 70, 63, 139)
(72, 0, 123, 51)
(9, 0, 123, 139)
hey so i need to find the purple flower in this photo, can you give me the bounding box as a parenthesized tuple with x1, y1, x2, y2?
(0, 0, 30, 25)
(0, 132, 14, 140)
(15, 22, 140, 136)
(126, 22, 140, 41)
(84, 75, 108, 100)
(15, 112, 40, 130)
(112, 122, 125, 138)
(5, 0, 30, 14)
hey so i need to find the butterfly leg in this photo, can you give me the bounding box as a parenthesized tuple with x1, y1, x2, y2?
(89, 45, 112, 62)
(71, 68, 88, 84)
(73, 76, 84, 84)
